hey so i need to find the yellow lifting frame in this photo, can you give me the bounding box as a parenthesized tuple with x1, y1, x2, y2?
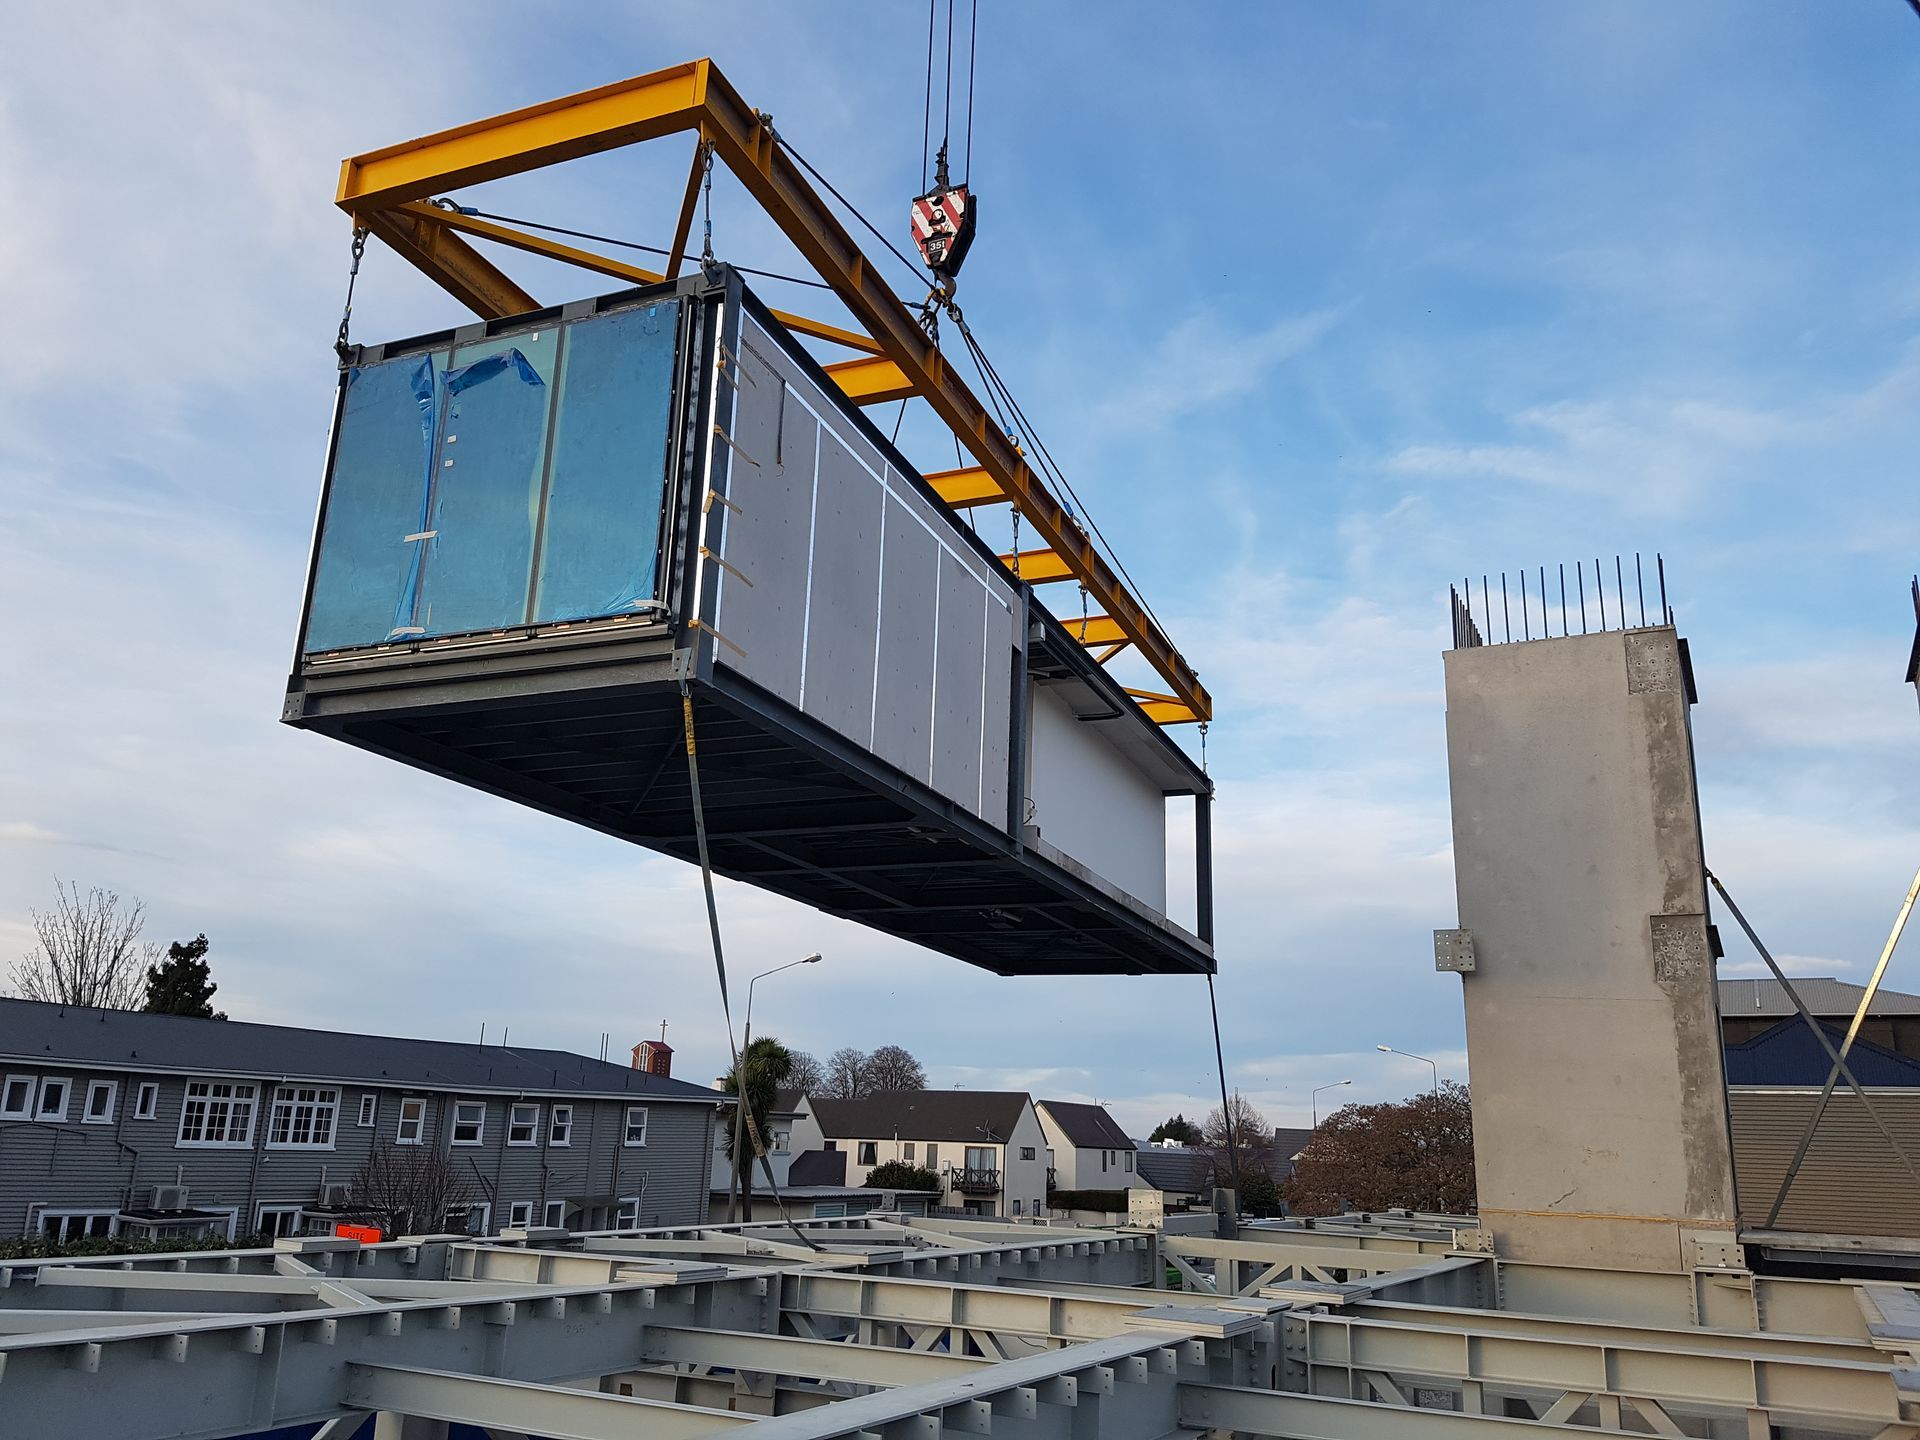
(335, 57, 1210, 724)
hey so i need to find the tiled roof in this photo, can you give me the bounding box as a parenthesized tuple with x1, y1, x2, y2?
(808, 1090, 1030, 1143)
(1038, 1100, 1134, 1150)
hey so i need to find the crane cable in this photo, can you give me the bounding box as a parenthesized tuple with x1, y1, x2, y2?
(921, 0, 980, 188)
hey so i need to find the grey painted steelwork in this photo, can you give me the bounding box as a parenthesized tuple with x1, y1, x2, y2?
(0, 998, 722, 1240)
(285, 266, 1212, 976)
(2, 1215, 1916, 1440)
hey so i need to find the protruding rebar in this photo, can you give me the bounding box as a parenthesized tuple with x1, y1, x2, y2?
(1577, 561, 1587, 633)
(1596, 558, 1607, 630)
(1501, 572, 1511, 642)
(1635, 552, 1645, 627)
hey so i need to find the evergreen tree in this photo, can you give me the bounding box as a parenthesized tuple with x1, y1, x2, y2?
(143, 934, 226, 1019)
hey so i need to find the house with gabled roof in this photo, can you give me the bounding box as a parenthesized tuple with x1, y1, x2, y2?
(1034, 1099, 1143, 1192)
(798, 1090, 1049, 1218)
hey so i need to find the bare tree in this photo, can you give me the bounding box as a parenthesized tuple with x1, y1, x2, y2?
(11, 880, 158, 1009)
(786, 1049, 826, 1095)
(1202, 1092, 1270, 1152)
(864, 1044, 927, 1093)
(348, 1142, 473, 1237)
(824, 1046, 871, 1099)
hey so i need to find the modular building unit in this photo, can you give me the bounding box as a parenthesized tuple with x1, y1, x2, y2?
(284, 266, 1212, 975)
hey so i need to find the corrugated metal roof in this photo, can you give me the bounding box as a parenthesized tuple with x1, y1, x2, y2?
(1729, 1089, 1920, 1236)
(808, 1091, 1031, 1143)
(0, 997, 723, 1103)
(1037, 1100, 1134, 1150)
(1716, 977, 1920, 1018)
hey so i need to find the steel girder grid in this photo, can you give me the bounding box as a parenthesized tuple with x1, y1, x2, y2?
(2, 1215, 1917, 1440)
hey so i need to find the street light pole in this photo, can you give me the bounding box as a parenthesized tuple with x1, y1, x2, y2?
(729, 952, 822, 1222)
(1375, 1045, 1440, 1100)
(1311, 1079, 1352, 1130)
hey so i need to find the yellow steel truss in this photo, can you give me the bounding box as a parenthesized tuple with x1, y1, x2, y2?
(335, 58, 1209, 724)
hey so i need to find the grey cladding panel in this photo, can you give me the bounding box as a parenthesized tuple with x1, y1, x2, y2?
(872, 494, 939, 783)
(979, 595, 1015, 825)
(803, 431, 883, 742)
(931, 552, 985, 810)
(714, 371, 816, 705)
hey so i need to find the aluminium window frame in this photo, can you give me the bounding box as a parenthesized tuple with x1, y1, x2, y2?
(267, 1084, 340, 1150)
(622, 1105, 648, 1147)
(506, 1200, 533, 1229)
(395, 1096, 427, 1145)
(134, 1081, 159, 1120)
(176, 1079, 258, 1148)
(2, 1073, 35, 1120)
(451, 1099, 486, 1146)
(507, 1102, 540, 1147)
(357, 1094, 377, 1127)
(35, 1076, 71, 1123)
(548, 1104, 574, 1146)
(82, 1079, 118, 1125)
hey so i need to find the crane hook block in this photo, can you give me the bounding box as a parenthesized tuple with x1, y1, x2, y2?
(912, 184, 977, 281)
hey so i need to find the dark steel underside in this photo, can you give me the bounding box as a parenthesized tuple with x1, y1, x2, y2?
(285, 633, 1212, 977)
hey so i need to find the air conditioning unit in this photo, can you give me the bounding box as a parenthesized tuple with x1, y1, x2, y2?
(316, 1183, 353, 1207)
(150, 1185, 189, 1210)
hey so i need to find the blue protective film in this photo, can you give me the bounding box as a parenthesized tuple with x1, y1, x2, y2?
(413, 338, 555, 639)
(532, 301, 680, 624)
(304, 354, 441, 652)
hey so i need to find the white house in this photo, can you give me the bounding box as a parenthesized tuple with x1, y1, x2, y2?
(1035, 1100, 1145, 1192)
(801, 1091, 1051, 1218)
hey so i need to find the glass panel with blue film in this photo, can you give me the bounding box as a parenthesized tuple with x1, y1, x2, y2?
(302, 299, 682, 654)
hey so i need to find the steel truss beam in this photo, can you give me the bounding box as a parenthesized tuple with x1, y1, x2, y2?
(332, 58, 1211, 723)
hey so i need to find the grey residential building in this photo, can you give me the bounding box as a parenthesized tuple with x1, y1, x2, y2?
(0, 998, 726, 1243)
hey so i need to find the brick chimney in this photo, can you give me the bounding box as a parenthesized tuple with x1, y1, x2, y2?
(632, 1039, 673, 1078)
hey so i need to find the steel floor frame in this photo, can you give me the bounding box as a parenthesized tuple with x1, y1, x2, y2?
(0, 1213, 1915, 1440)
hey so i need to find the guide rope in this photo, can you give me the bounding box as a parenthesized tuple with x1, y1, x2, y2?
(679, 681, 818, 1247)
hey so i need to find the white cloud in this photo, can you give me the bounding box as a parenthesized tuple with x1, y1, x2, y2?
(1092, 306, 1348, 435)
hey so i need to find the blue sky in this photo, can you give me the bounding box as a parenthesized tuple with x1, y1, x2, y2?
(2, 4, 1916, 1136)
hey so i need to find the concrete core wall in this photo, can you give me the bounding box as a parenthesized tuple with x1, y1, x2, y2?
(1443, 627, 1739, 1273)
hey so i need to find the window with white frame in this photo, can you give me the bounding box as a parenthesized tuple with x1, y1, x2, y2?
(178, 1080, 256, 1146)
(506, 1201, 533, 1229)
(857, 1141, 878, 1165)
(1124, 1151, 1133, 1172)
(256, 1204, 305, 1239)
(549, 1104, 573, 1146)
(445, 1202, 489, 1235)
(35, 1077, 70, 1122)
(451, 1100, 485, 1145)
(268, 1086, 338, 1148)
(508, 1103, 539, 1146)
(771, 1127, 791, 1154)
(357, 1094, 376, 1127)
(40, 1210, 116, 1242)
(2, 1075, 34, 1119)
(395, 1097, 426, 1144)
(134, 1082, 159, 1120)
(615, 1195, 640, 1227)
(83, 1080, 117, 1124)
(623, 1106, 648, 1147)
(543, 1199, 566, 1227)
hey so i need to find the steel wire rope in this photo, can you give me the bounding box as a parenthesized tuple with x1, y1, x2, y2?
(431, 203, 839, 291)
(679, 685, 819, 1249)
(921, 0, 937, 188)
(962, 0, 980, 182)
(771, 133, 935, 291)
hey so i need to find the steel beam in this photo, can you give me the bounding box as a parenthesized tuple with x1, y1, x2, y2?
(640, 1325, 991, 1384)
(347, 1365, 751, 1440)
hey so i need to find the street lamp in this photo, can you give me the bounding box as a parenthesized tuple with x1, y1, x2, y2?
(1375, 1044, 1439, 1100)
(1311, 1079, 1352, 1130)
(730, 952, 823, 1220)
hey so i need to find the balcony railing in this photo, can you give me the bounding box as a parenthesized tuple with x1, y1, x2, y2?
(947, 1166, 1001, 1196)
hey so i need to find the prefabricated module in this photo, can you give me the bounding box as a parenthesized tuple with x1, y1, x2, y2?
(283, 63, 1215, 976)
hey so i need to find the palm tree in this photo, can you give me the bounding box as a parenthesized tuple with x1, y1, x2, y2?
(719, 1035, 794, 1220)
